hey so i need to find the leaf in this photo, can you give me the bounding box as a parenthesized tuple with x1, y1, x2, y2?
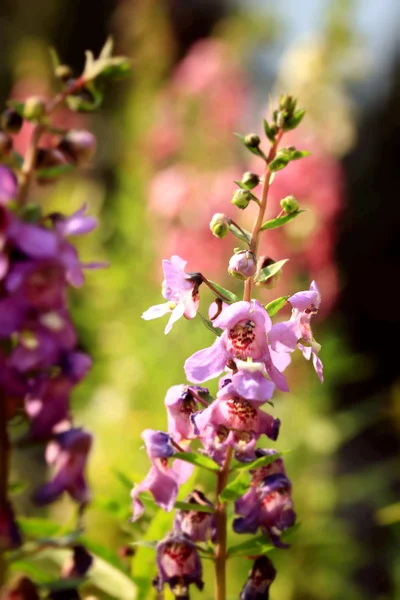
(66, 82, 104, 112)
(7, 100, 25, 116)
(233, 180, 247, 190)
(198, 312, 223, 336)
(17, 517, 60, 538)
(49, 47, 61, 70)
(173, 451, 219, 473)
(230, 452, 282, 472)
(229, 222, 251, 245)
(283, 108, 306, 131)
(39, 578, 85, 592)
(227, 534, 274, 557)
(268, 148, 310, 172)
(263, 118, 276, 142)
(219, 471, 251, 503)
(8, 481, 26, 495)
(234, 133, 266, 160)
(113, 469, 133, 490)
(36, 164, 75, 179)
(174, 501, 214, 514)
(260, 210, 306, 231)
(265, 296, 289, 318)
(255, 259, 288, 283)
(130, 539, 158, 549)
(208, 281, 239, 304)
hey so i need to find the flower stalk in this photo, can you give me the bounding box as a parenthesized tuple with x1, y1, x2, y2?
(214, 446, 233, 600)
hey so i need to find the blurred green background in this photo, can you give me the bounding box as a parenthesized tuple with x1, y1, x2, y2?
(1, 0, 400, 598)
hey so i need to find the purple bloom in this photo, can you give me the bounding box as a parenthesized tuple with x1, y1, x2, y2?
(25, 376, 72, 440)
(269, 281, 323, 382)
(0, 500, 22, 551)
(240, 556, 277, 600)
(233, 473, 296, 548)
(142, 255, 200, 334)
(184, 300, 289, 391)
(174, 490, 215, 542)
(165, 384, 208, 441)
(51, 204, 97, 237)
(0, 166, 17, 205)
(154, 532, 203, 598)
(131, 430, 193, 520)
(33, 428, 92, 507)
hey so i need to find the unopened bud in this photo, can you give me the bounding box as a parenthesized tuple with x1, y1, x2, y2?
(1, 108, 23, 133)
(55, 64, 74, 83)
(35, 148, 68, 170)
(228, 251, 257, 280)
(58, 130, 96, 166)
(210, 213, 230, 238)
(0, 131, 13, 156)
(231, 189, 252, 210)
(23, 96, 46, 121)
(241, 171, 260, 189)
(280, 195, 299, 213)
(244, 133, 260, 149)
(255, 257, 282, 289)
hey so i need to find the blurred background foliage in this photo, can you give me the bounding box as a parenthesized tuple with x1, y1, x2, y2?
(1, 0, 400, 598)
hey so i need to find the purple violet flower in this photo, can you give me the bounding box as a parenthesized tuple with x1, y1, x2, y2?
(184, 300, 290, 391)
(142, 255, 200, 334)
(33, 428, 92, 507)
(131, 430, 193, 521)
(240, 556, 277, 600)
(154, 532, 204, 599)
(174, 490, 215, 542)
(51, 204, 97, 237)
(269, 281, 323, 382)
(0, 165, 17, 205)
(165, 384, 209, 441)
(233, 473, 296, 548)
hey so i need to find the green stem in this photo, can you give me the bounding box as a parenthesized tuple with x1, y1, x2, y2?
(214, 446, 233, 600)
(243, 129, 284, 302)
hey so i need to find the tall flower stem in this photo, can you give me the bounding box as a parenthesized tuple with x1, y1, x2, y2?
(214, 446, 233, 600)
(243, 129, 284, 302)
(0, 395, 10, 585)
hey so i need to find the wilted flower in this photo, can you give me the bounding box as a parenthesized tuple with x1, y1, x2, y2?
(142, 256, 201, 334)
(184, 300, 290, 391)
(154, 532, 204, 599)
(174, 490, 215, 542)
(240, 556, 277, 600)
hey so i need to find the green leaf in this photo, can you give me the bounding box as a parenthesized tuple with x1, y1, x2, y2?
(255, 259, 288, 283)
(174, 501, 214, 514)
(229, 222, 251, 245)
(233, 180, 248, 190)
(208, 281, 239, 304)
(219, 471, 251, 503)
(265, 296, 289, 318)
(198, 312, 223, 337)
(66, 82, 104, 112)
(227, 534, 274, 557)
(268, 148, 310, 172)
(268, 155, 289, 172)
(113, 469, 133, 490)
(173, 451, 219, 473)
(283, 108, 306, 131)
(7, 100, 25, 117)
(260, 210, 306, 231)
(82, 40, 130, 82)
(234, 133, 266, 160)
(36, 164, 74, 179)
(39, 578, 85, 592)
(263, 118, 277, 142)
(231, 452, 282, 472)
(8, 481, 26, 495)
(17, 517, 60, 538)
(130, 539, 158, 549)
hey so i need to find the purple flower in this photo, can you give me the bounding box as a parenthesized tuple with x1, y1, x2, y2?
(51, 204, 97, 237)
(269, 281, 323, 382)
(184, 300, 289, 391)
(142, 256, 200, 334)
(233, 473, 296, 548)
(25, 376, 72, 440)
(33, 428, 92, 507)
(174, 490, 215, 542)
(154, 532, 204, 598)
(165, 384, 208, 441)
(0, 500, 22, 551)
(0, 166, 17, 205)
(192, 374, 280, 464)
(240, 556, 277, 600)
(131, 430, 193, 520)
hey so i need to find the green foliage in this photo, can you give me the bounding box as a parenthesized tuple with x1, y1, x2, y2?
(265, 296, 289, 318)
(229, 221, 252, 244)
(254, 258, 288, 283)
(230, 452, 283, 472)
(173, 451, 220, 473)
(260, 210, 306, 230)
(268, 148, 310, 172)
(219, 471, 251, 503)
(198, 312, 223, 336)
(208, 281, 239, 303)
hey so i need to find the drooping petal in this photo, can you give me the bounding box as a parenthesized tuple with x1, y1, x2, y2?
(165, 301, 185, 334)
(184, 335, 229, 383)
(268, 321, 298, 353)
(231, 370, 275, 404)
(288, 289, 320, 311)
(141, 430, 174, 460)
(131, 464, 179, 520)
(142, 302, 172, 321)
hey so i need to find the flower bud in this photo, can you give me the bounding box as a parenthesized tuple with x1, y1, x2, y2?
(58, 130, 96, 166)
(35, 148, 69, 183)
(1, 108, 23, 133)
(280, 195, 299, 213)
(241, 171, 259, 189)
(0, 131, 13, 156)
(231, 189, 252, 210)
(23, 96, 46, 121)
(244, 133, 261, 149)
(255, 256, 281, 289)
(55, 64, 74, 83)
(209, 213, 230, 238)
(228, 251, 257, 280)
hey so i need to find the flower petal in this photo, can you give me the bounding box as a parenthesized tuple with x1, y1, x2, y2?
(184, 335, 229, 383)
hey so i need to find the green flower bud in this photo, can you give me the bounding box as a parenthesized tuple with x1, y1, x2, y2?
(1, 109, 23, 134)
(231, 189, 252, 210)
(244, 134, 260, 149)
(241, 172, 260, 189)
(280, 195, 299, 213)
(58, 130, 96, 166)
(55, 64, 74, 83)
(210, 213, 230, 238)
(23, 96, 46, 121)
